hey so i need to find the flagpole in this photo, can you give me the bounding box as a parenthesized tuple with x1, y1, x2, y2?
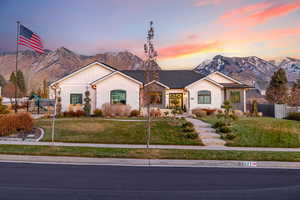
(15, 21, 20, 113)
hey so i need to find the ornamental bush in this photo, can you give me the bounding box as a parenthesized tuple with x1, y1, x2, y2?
(93, 109, 103, 117)
(286, 112, 300, 121)
(0, 112, 33, 136)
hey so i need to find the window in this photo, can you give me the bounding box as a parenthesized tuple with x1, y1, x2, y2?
(230, 91, 241, 103)
(149, 92, 163, 104)
(70, 94, 82, 105)
(111, 90, 126, 104)
(198, 90, 211, 104)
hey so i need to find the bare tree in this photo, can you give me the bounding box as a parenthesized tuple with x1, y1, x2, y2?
(143, 21, 159, 148)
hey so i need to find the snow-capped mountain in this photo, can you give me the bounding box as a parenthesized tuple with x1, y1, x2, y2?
(278, 57, 300, 81)
(194, 55, 279, 85)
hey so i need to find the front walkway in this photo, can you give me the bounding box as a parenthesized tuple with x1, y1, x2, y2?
(1, 141, 300, 152)
(185, 117, 226, 146)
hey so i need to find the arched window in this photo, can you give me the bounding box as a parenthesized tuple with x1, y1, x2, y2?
(111, 90, 126, 104)
(198, 90, 211, 104)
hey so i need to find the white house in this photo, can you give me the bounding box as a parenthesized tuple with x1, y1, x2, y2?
(49, 61, 251, 113)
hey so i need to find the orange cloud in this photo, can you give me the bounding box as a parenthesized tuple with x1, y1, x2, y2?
(158, 41, 221, 59)
(219, 0, 300, 27)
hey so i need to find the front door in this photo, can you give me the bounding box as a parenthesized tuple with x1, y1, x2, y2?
(169, 93, 183, 109)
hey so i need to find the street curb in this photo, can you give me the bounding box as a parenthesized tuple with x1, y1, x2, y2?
(1, 154, 300, 169)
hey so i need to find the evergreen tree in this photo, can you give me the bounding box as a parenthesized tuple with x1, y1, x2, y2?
(83, 89, 91, 116)
(9, 70, 26, 96)
(266, 68, 288, 104)
(16, 70, 26, 94)
(0, 74, 6, 87)
(41, 79, 49, 98)
(289, 79, 300, 107)
(10, 72, 16, 84)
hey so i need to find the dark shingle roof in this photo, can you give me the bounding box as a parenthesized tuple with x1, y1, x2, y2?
(220, 83, 253, 89)
(121, 70, 206, 89)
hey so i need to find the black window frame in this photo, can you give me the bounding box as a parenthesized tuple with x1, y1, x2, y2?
(110, 90, 127, 105)
(70, 93, 83, 105)
(198, 90, 211, 104)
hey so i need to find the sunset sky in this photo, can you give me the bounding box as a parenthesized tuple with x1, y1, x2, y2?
(1, 0, 300, 69)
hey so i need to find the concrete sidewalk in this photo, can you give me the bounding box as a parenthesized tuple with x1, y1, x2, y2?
(1, 140, 300, 152)
(1, 154, 300, 169)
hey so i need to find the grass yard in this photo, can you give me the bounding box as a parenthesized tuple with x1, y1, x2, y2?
(201, 116, 300, 148)
(1, 144, 300, 162)
(36, 118, 202, 145)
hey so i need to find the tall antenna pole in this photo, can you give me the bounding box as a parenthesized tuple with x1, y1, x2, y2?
(15, 21, 20, 113)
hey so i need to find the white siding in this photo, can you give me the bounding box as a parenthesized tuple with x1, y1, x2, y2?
(207, 73, 235, 83)
(187, 79, 223, 110)
(95, 73, 140, 110)
(49, 63, 113, 111)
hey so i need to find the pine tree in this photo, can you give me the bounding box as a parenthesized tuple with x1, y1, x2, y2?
(41, 80, 49, 98)
(266, 68, 288, 104)
(289, 79, 300, 107)
(0, 74, 6, 87)
(10, 72, 16, 84)
(16, 70, 26, 95)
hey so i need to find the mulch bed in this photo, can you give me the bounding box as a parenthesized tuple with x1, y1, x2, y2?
(0, 128, 42, 141)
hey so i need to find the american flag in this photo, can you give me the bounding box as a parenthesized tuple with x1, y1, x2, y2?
(18, 24, 44, 54)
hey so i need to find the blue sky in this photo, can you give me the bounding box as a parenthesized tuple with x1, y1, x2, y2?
(1, 0, 300, 69)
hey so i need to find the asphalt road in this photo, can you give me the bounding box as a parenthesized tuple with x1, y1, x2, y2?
(0, 163, 300, 200)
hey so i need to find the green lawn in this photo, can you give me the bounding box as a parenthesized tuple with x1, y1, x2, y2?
(1, 144, 300, 162)
(36, 118, 201, 145)
(201, 116, 300, 148)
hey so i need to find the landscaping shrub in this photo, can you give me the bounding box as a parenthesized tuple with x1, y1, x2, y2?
(286, 112, 300, 121)
(213, 121, 226, 129)
(93, 109, 103, 117)
(164, 111, 170, 117)
(225, 133, 236, 140)
(182, 126, 195, 133)
(0, 97, 9, 114)
(0, 113, 33, 136)
(130, 109, 140, 117)
(183, 132, 198, 139)
(101, 103, 131, 117)
(192, 108, 207, 117)
(182, 121, 194, 128)
(150, 108, 162, 117)
(63, 110, 85, 117)
(218, 126, 231, 133)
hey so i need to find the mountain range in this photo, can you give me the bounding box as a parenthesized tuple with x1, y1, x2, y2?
(194, 55, 300, 86)
(0, 47, 299, 91)
(0, 47, 159, 91)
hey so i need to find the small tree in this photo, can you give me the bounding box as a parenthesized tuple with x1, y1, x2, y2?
(266, 68, 288, 104)
(2, 82, 17, 105)
(289, 79, 300, 108)
(218, 100, 236, 125)
(143, 21, 159, 148)
(83, 89, 91, 116)
(41, 80, 49, 98)
(0, 74, 6, 87)
(251, 100, 259, 117)
(56, 90, 62, 117)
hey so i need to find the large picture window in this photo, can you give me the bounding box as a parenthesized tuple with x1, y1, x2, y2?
(230, 91, 241, 103)
(111, 90, 126, 104)
(198, 90, 211, 104)
(70, 94, 83, 105)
